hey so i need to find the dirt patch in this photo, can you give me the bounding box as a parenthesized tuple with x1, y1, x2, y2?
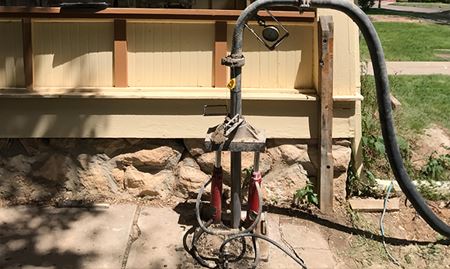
(411, 125, 450, 169)
(435, 49, 450, 60)
(436, 53, 450, 60)
(281, 197, 450, 269)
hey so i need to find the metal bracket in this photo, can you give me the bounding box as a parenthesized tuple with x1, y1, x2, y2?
(223, 114, 244, 137)
(205, 119, 266, 152)
(245, 9, 290, 51)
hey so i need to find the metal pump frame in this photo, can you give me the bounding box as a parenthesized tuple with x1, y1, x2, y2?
(187, 1, 449, 268)
(221, 0, 449, 237)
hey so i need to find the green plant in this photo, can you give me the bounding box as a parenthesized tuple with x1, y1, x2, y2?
(294, 183, 318, 206)
(421, 153, 450, 181)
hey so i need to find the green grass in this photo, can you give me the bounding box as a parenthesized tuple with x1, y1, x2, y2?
(389, 75, 450, 132)
(363, 75, 450, 133)
(392, 2, 450, 10)
(355, 75, 450, 188)
(360, 22, 450, 61)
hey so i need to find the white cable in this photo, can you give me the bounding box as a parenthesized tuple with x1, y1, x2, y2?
(380, 180, 402, 267)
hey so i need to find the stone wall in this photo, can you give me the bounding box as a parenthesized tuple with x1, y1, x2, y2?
(0, 138, 351, 205)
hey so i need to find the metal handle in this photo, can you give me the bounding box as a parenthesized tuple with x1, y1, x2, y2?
(60, 2, 109, 9)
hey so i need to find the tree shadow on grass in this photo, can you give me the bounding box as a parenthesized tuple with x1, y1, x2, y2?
(367, 8, 450, 25)
(0, 206, 105, 269)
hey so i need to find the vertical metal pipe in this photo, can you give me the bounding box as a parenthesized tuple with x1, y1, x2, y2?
(253, 152, 260, 172)
(230, 151, 242, 228)
(230, 67, 242, 116)
(227, 0, 299, 231)
(229, 61, 243, 229)
(215, 151, 222, 168)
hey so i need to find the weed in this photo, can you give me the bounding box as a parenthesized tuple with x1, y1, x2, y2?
(421, 152, 450, 181)
(294, 183, 318, 207)
(354, 75, 450, 200)
(417, 182, 450, 201)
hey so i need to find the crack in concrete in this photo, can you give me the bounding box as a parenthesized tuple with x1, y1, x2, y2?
(121, 205, 142, 269)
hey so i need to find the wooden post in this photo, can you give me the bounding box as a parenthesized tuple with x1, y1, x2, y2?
(318, 16, 334, 213)
(214, 21, 228, 88)
(114, 19, 128, 87)
(22, 18, 33, 90)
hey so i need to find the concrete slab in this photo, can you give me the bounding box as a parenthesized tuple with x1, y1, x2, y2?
(0, 204, 136, 269)
(367, 61, 450, 75)
(125, 207, 188, 269)
(262, 214, 336, 269)
(280, 223, 330, 250)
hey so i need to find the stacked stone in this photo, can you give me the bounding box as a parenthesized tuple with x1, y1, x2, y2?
(0, 138, 351, 205)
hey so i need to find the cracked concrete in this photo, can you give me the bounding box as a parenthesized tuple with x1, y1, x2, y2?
(0, 205, 336, 269)
(0, 205, 136, 269)
(121, 205, 142, 269)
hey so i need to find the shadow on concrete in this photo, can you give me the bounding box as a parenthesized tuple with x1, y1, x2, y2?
(0, 206, 104, 269)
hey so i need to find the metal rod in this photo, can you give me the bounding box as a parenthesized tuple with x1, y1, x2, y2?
(253, 151, 260, 172)
(230, 67, 242, 117)
(230, 151, 242, 228)
(215, 151, 222, 168)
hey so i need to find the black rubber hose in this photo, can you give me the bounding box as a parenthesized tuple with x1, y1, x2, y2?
(219, 232, 307, 269)
(308, 0, 450, 237)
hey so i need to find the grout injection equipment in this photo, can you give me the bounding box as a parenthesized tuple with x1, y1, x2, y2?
(185, 1, 450, 268)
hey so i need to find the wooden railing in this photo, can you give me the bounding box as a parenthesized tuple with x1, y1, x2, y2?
(0, 6, 316, 21)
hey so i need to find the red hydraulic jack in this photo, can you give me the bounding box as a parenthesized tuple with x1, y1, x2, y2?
(210, 152, 223, 223)
(210, 151, 264, 225)
(246, 152, 262, 224)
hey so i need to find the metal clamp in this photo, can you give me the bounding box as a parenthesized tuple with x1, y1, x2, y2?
(299, 0, 311, 8)
(221, 55, 245, 68)
(223, 114, 244, 137)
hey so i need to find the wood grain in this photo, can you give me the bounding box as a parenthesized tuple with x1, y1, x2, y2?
(318, 16, 334, 213)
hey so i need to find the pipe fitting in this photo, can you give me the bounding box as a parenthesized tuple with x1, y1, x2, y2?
(221, 54, 246, 67)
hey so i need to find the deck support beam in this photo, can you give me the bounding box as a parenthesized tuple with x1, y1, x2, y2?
(318, 16, 334, 213)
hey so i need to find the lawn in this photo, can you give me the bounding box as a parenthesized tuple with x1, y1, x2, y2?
(389, 75, 450, 132)
(358, 75, 450, 194)
(360, 22, 450, 61)
(392, 2, 450, 10)
(362, 75, 450, 134)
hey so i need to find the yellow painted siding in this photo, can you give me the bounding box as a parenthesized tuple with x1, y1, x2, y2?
(0, 20, 24, 88)
(232, 23, 315, 90)
(33, 20, 114, 88)
(0, 98, 355, 139)
(128, 21, 214, 87)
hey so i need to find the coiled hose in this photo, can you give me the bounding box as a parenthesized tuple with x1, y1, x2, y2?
(308, 0, 450, 237)
(190, 177, 307, 268)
